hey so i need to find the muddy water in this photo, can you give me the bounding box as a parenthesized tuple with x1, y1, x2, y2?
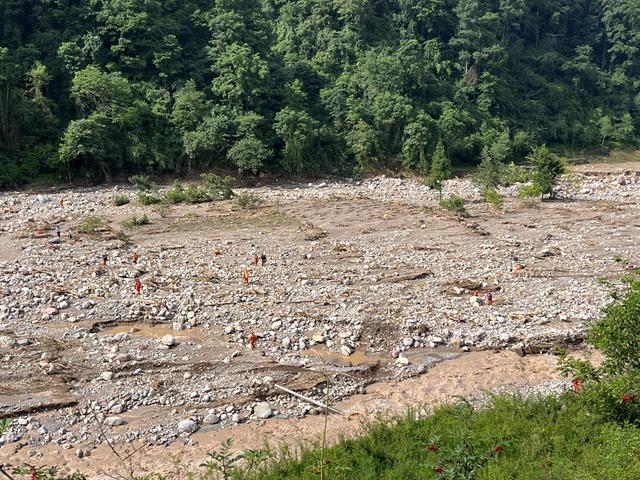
(300, 347, 383, 366)
(104, 322, 206, 339)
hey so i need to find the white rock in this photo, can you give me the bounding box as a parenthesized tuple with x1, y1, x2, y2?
(99, 371, 114, 381)
(254, 402, 272, 419)
(104, 416, 125, 427)
(177, 419, 199, 433)
(161, 335, 176, 347)
(340, 345, 352, 356)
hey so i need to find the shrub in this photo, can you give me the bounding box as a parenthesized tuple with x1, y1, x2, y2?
(113, 194, 130, 206)
(137, 191, 162, 205)
(517, 183, 542, 199)
(201, 173, 234, 200)
(122, 214, 150, 228)
(78, 216, 108, 234)
(527, 145, 565, 198)
(483, 188, 504, 207)
(500, 162, 532, 185)
(0, 418, 10, 434)
(439, 194, 468, 217)
(589, 278, 640, 374)
(166, 180, 186, 204)
(236, 192, 263, 209)
(128, 174, 152, 191)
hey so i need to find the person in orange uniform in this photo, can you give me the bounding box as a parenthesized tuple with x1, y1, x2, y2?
(242, 267, 250, 284)
(134, 278, 142, 294)
(249, 332, 257, 349)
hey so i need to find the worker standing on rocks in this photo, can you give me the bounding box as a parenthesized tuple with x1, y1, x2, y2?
(252, 254, 259, 267)
(134, 277, 142, 294)
(242, 267, 250, 284)
(261, 253, 267, 266)
(67, 227, 73, 241)
(102, 254, 108, 267)
(249, 332, 257, 349)
(132, 253, 139, 264)
(55, 225, 61, 238)
(485, 290, 494, 305)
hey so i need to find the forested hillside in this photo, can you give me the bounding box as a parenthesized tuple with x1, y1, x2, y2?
(1, 0, 639, 186)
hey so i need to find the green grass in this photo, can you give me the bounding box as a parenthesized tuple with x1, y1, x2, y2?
(122, 214, 150, 228)
(239, 395, 640, 480)
(77, 215, 108, 234)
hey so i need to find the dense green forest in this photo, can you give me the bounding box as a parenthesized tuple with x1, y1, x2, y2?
(1, 0, 639, 186)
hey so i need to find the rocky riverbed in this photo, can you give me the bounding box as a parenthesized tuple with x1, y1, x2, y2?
(0, 161, 638, 476)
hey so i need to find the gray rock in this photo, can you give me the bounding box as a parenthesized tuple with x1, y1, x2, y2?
(254, 402, 272, 419)
(203, 414, 221, 425)
(177, 419, 199, 433)
(99, 371, 114, 381)
(104, 416, 126, 427)
(161, 335, 176, 347)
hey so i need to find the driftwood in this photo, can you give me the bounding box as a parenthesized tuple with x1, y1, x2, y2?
(273, 383, 344, 415)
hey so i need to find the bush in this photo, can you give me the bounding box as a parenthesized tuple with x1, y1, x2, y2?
(500, 162, 532, 185)
(236, 192, 263, 209)
(201, 173, 234, 200)
(439, 194, 468, 217)
(122, 214, 150, 228)
(517, 183, 542, 199)
(128, 174, 152, 191)
(113, 194, 130, 206)
(589, 278, 640, 374)
(78, 216, 108, 234)
(483, 188, 504, 207)
(166, 180, 186, 204)
(137, 191, 162, 205)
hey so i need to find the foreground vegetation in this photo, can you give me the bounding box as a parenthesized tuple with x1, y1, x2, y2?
(4, 275, 640, 479)
(2, 0, 640, 186)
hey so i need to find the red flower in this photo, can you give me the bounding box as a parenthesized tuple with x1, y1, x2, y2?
(493, 445, 504, 453)
(426, 443, 439, 452)
(571, 378, 583, 393)
(622, 393, 635, 403)
(435, 466, 444, 473)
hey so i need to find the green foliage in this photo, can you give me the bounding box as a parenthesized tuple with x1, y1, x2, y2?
(227, 136, 271, 174)
(122, 214, 150, 228)
(517, 183, 543, 199)
(77, 216, 108, 234)
(428, 141, 452, 197)
(236, 192, 263, 210)
(439, 194, 468, 217)
(10, 465, 86, 480)
(527, 145, 566, 198)
(166, 180, 186, 204)
(128, 175, 152, 191)
(475, 130, 511, 190)
(201, 173, 234, 200)
(0, 418, 10, 434)
(590, 278, 640, 374)
(1, 0, 640, 185)
(113, 194, 130, 206)
(137, 191, 162, 205)
(228, 395, 640, 480)
(483, 188, 503, 207)
(500, 162, 532, 185)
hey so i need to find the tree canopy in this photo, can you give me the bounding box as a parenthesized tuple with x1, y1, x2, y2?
(1, 0, 639, 186)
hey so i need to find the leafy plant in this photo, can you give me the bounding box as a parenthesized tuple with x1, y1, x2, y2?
(128, 175, 152, 191)
(236, 192, 263, 209)
(11, 465, 86, 480)
(137, 191, 163, 205)
(428, 140, 452, 199)
(113, 194, 130, 206)
(439, 194, 468, 217)
(517, 183, 543, 199)
(0, 418, 10, 434)
(166, 180, 186, 204)
(527, 145, 565, 198)
(483, 188, 503, 207)
(77, 215, 108, 234)
(122, 214, 150, 228)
